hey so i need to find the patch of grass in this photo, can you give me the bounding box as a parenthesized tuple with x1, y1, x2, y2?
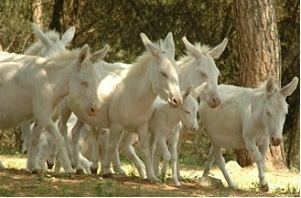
(0, 186, 14, 196)
(0, 148, 23, 156)
(274, 184, 300, 195)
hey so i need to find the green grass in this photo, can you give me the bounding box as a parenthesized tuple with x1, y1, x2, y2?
(0, 154, 299, 197)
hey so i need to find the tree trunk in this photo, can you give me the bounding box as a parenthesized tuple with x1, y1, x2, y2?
(49, 0, 64, 32)
(233, 0, 285, 167)
(32, 0, 43, 27)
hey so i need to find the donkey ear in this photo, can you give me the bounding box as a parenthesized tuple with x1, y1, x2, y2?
(191, 82, 207, 98)
(77, 44, 90, 65)
(163, 32, 175, 59)
(31, 23, 51, 46)
(182, 36, 202, 59)
(281, 77, 299, 97)
(90, 44, 110, 63)
(61, 26, 75, 45)
(208, 37, 228, 59)
(266, 76, 276, 95)
(140, 32, 161, 59)
(181, 85, 193, 100)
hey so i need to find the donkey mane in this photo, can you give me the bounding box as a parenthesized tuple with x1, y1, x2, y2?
(123, 51, 153, 79)
(43, 49, 79, 69)
(178, 43, 211, 67)
(123, 40, 166, 79)
(25, 31, 61, 55)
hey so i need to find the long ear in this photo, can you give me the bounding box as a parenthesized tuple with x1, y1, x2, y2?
(191, 82, 207, 98)
(76, 44, 90, 66)
(266, 76, 276, 96)
(90, 44, 110, 63)
(163, 32, 175, 58)
(61, 26, 75, 45)
(181, 85, 193, 100)
(182, 36, 202, 59)
(140, 32, 161, 59)
(208, 37, 228, 59)
(281, 77, 299, 97)
(31, 23, 51, 46)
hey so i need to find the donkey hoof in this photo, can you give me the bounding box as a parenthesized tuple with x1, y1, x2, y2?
(68, 173, 75, 179)
(148, 176, 161, 183)
(174, 181, 182, 187)
(260, 184, 269, 192)
(114, 168, 126, 175)
(46, 161, 54, 170)
(90, 167, 98, 175)
(75, 169, 85, 175)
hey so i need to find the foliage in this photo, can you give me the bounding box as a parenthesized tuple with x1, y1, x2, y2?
(0, 0, 299, 168)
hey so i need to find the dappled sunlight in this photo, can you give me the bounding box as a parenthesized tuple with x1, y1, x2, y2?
(0, 155, 299, 196)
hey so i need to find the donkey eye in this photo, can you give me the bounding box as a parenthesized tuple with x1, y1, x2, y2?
(80, 81, 89, 88)
(185, 110, 191, 114)
(267, 111, 272, 117)
(160, 71, 168, 78)
(200, 72, 207, 79)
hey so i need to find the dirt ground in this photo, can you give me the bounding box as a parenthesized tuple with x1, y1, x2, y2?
(0, 155, 299, 196)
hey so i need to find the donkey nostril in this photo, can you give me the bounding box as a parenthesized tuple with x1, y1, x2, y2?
(172, 98, 177, 105)
(90, 108, 95, 113)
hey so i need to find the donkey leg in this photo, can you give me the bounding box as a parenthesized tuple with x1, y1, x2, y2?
(89, 127, 100, 174)
(138, 124, 160, 182)
(100, 126, 123, 176)
(71, 119, 85, 174)
(45, 121, 73, 173)
(203, 146, 215, 177)
(257, 140, 269, 192)
(123, 144, 146, 179)
(153, 144, 162, 177)
(160, 138, 171, 181)
(36, 133, 50, 170)
(169, 133, 181, 186)
(57, 104, 73, 163)
(79, 152, 92, 174)
(46, 136, 57, 170)
(27, 123, 43, 173)
(244, 138, 269, 191)
(215, 147, 235, 188)
(20, 121, 32, 155)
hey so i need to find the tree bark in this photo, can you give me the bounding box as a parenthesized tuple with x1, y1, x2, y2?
(49, 0, 64, 32)
(234, 0, 285, 167)
(32, 0, 43, 27)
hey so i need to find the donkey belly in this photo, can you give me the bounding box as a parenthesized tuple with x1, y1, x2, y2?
(0, 84, 32, 129)
(200, 102, 245, 149)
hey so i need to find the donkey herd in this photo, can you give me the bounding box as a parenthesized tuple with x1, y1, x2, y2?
(0, 23, 298, 192)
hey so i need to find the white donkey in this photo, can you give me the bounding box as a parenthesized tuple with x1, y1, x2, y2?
(200, 76, 299, 191)
(56, 33, 182, 182)
(98, 32, 183, 182)
(93, 36, 228, 178)
(0, 44, 109, 173)
(20, 23, 75, 159)
(56, 34, 228, 178)
(149, 83, 207, 186)
(178, 37, 228, 108)
(25, 23, 75, 56)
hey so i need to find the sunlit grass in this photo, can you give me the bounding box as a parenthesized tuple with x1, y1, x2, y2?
(0, 154, 299, 196)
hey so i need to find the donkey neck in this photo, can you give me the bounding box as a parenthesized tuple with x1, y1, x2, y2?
(247, 89, 268, 132)
(162, 104, 181, 128)
(122, 70, 158, 110)
(43, 60, 73, 107)
(178, 59, 196, 90)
